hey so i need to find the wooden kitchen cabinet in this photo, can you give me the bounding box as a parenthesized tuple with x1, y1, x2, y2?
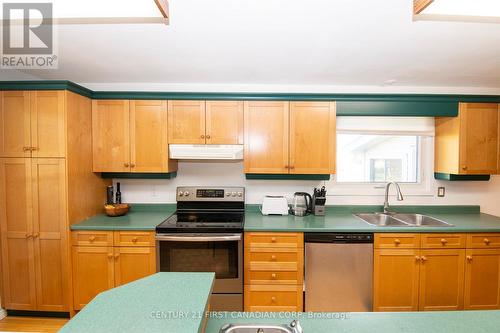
(0, 91, 65, 158)
(167, 100, 243, 145)
(244, 101, 336, 175)
(244, 232, 304, 312)
(373, 249, 420, 311)
(435, 103, 499, 175)
(72, 246, 115, 310)
(289, 102, 336, 174)
(71, 231, 157, 310)
(244, 101, 289, 174)
(464, 249, 500, 310)
(92, 99, 177, 173)
(418, 249, 465, 311)
(92, 100, 130, 172)
(0, 158, 69, 311)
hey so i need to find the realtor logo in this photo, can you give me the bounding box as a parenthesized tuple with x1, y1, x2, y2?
(1, 2, 58, 68)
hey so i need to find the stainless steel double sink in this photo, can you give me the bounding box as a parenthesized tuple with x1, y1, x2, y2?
(354, 213, 454, 227)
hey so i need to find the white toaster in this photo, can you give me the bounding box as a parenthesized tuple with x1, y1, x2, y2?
(261, 196, 289, 215)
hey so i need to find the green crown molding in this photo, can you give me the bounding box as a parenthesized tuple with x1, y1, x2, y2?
(0, 80, 93, 98)
(434, 173, 491, 181)
(100, 172, 177, 179)
(1, 80, 499, 117)
(245, 173, 330, 180)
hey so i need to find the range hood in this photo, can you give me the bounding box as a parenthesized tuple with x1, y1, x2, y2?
(169, 144, 244, 160)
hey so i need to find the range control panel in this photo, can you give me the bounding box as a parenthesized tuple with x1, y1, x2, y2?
(176, 186, 245, 202)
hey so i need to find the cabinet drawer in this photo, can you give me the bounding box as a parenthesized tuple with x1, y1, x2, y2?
(72, 231, 113, 246)
(245, 232, 304, 248)
(114, 231, 155, 247)
(467, 233, 500, 248)
(374, 234, 420, 249)
(421, 234, 466, 249)
(245, 271, 302, 285)
(244, 284, 303, 312)
(246, 247, 302, 263)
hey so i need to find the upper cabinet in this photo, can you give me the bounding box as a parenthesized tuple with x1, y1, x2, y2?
(435, 103, 499, 175)
(0, 91, 65, 158)
(92, 99, 176, 173)
(244, 101, 336, 175)
(168, 100, 243, 144)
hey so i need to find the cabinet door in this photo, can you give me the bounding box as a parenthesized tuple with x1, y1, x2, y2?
(0, 91, 31, 157)
(206, 101, 243, 144)
(130, 100, 173, 172)
(114, 247, 156, 286)
(72, 246, 114, 310)
(289, 102, 335, 174)
(167, 100, 206, 144)
(459, 103, 498, 174)
(30, 91, 66, 158)
(419, 249, 465, 311)
(92, 100, 130, 172)
(31, 159, 68, 311)
(0, 158, 36, 310)
(464, 249, 500, 310)
(373, 249, 420, 311)
(244, 101, 289, 174)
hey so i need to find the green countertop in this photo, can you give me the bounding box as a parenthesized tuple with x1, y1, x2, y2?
(71, 204, 500, 233)
(244, 205, 500, 233)
(70, 204, 175, 230)
(59, 272, 214, 333)
(206, 311, 500, 333)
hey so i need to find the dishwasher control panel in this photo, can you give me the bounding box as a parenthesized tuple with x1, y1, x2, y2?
(305, 233, 373, 243)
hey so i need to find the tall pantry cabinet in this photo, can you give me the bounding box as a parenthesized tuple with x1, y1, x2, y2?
(0, 90, 109, 312)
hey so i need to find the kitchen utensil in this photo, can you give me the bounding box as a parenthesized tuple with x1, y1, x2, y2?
(104, 203, 130, 217)
(261, 196, 289, 215)
(106, 185, 114, 205)
(313, 187, 327, 216)
(290, 192, 312, 216)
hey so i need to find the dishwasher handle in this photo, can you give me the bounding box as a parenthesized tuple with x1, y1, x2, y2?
(305, 233, 373, 244)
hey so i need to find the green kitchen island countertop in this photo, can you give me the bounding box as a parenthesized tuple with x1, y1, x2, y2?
(244, 205, 500, 233)
(206, 310, 500, 333)
(59, 272, 214, 333)
(70, 204, 175, 230)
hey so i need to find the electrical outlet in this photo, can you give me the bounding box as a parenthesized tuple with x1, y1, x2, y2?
(437, 187, 445, 197)
(151, 185, 158, 197)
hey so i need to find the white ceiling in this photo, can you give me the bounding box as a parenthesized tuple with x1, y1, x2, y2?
(3, 0, 500, 92)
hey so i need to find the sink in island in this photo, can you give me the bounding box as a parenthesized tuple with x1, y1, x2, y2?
(60, 272, 500, 333)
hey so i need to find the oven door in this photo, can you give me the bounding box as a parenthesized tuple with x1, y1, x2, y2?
(156, 233, 242, 294)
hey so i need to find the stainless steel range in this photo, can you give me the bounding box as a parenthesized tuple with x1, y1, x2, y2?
(155, 186, 244, 311)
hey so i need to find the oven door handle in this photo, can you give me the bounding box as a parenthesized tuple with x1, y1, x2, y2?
(155, 234, 242, 242)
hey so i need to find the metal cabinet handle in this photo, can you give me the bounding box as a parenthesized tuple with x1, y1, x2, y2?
(415, 256, 421, 261)
(206, 135, 211, 139)
(201, 135, 205, 139)
(462, 166, 468, 171)
(130, 163, 136, 168)
(89, 236, 96, 242)
(466, 255, 473, 261)
(124, 163, 130, 167)
(271, 273, 277, 279)
(33, 233, 39, 238)
(394, 239, 401, 245)
(132, 237, 138, 243)
(271, 296, 277, 303)
(30, 147, 38, 151)
(107, 254, 113, 259)
(114, 254, 120, 259)
(271, 255, 277, 261)
(271, 237, 277, 243)
(23, 146, 31, 151)
(284, 165, 289, 169)
(440, 238, 448, 245)
(421, 256, 427, 262)
(484, 238, 491, 245)
(26, 233, 33, 239)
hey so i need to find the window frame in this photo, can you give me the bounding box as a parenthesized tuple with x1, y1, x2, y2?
(327, 135, 433, 197)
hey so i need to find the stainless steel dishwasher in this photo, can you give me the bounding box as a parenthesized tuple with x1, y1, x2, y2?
(305, 233, 373, 312)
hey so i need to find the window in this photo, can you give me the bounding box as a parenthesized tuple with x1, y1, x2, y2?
(337, 134, 419, 183)
(329, 117, 434, 196)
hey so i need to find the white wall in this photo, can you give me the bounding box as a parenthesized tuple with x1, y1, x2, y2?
(114, 161, 500, 217)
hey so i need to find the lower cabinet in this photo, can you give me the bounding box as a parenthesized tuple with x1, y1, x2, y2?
(374, 233, 500, 312)
(71, 231, 156, 310)
(244, 232, 304, 312)
(464, 248, 500, 310)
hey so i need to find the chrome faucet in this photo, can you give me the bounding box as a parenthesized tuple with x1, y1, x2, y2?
(383, 181, 404, 213)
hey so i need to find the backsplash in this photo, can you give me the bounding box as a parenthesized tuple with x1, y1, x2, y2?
(113, 161, 500, 216)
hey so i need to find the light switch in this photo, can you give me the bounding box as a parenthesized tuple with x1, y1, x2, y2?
(437, 187, 445, 197)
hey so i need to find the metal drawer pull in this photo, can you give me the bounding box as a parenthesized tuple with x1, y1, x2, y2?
(415, 256, 420, 261)
(89, 236, 96, 242)
(271, 237, 277, 243)
(420, 256, 427, 262)
(271, 255, 277, 261)
(271, 296, 276, 303)
(155, 234, 241, 242)
(467, 256, 473, 261)
(440, 238, 448, 244)
(271, 273, 277, 279)
(484, 238, 490, 245)
(132, 237, 139, 243)
(394, 239, 401, 245)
